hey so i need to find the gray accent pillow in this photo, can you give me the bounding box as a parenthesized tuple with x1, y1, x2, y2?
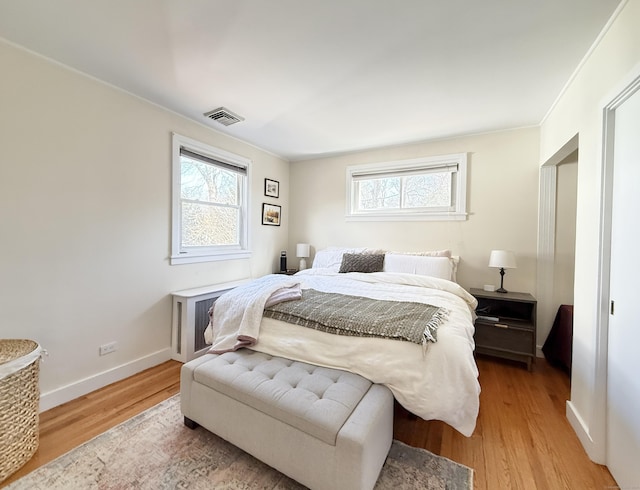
(339, 253, 385, 273)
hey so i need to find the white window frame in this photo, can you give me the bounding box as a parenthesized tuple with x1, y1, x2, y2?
(345, 153, 467, 221)
(171, 133, 252, 265)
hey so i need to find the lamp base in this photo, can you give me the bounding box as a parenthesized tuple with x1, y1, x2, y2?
(299, 258, 307, 270)
(496, 267, 508, 293)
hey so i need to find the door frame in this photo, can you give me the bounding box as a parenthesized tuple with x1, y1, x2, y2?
(593, 70, 640, 464)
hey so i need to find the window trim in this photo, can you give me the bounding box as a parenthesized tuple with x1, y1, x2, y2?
(171, 133, 252, 265)
(345, 153, 468, 221)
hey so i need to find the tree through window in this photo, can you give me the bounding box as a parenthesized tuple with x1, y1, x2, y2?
(346, 153, 467, 221)
(171, 134, 251, 264)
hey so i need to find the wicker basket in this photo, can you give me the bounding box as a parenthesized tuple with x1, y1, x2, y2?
(0, 339, 42, 483)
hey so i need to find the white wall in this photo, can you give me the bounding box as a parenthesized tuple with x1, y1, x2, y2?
(289, 127, 540, 298)
(540, 0, 640, 463)
(0, 41, 289, 409)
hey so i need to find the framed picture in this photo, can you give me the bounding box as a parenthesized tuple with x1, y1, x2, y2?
(262, 203, 281, 226)
(264, 178, 279, 198)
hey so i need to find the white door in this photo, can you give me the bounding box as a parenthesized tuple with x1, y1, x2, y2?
(607, 84, 640, 487)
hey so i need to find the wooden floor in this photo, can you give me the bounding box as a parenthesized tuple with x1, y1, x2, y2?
(2, 356, 616, 489)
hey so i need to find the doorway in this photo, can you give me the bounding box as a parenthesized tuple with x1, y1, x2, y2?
(537, 135, 579, 359)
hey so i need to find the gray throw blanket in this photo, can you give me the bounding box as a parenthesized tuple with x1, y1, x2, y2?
(263, 289, 448, 345)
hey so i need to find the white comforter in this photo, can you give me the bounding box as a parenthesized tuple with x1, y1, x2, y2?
(246, 268, 480, 437)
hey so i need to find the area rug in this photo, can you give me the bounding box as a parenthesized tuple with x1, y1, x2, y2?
(7, 395, 472, 489)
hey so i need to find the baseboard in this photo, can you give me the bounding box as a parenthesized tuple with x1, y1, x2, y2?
(39, 348, 172, 412)
(566, 400, 605, 464)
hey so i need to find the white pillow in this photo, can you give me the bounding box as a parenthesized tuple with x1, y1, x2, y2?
(383, 253, 458, 282)
(388, 249, 452, 258)
(312, 247, 366, 271)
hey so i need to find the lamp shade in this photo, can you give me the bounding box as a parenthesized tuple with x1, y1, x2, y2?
(296, 243, 310, 258)
(489, 250, 517, 269)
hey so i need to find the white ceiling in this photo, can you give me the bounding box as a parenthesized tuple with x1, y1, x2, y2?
(0, 0, 621, 161)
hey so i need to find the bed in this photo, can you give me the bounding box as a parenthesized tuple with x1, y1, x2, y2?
(204, 247, 480, 437)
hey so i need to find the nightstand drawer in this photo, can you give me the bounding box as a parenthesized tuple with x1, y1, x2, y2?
(474, 322, 533, 353)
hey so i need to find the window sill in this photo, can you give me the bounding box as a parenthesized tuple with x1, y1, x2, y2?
(345, 212, 467, 222)
(170, 250, 252, 265)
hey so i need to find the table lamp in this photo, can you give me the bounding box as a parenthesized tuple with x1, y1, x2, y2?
(489, 250, 517, 293)
(296, 243, 310, 270)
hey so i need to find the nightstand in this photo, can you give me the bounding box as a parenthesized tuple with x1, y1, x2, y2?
(470, 288, 537, 371)
(275, 269, 298, 275)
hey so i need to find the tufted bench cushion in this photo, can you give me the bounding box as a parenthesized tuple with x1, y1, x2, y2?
(192, 351, 372, 445)
(181, 349, 394, 490)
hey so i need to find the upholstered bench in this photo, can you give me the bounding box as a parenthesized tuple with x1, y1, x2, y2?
(180, 350, 394, 490)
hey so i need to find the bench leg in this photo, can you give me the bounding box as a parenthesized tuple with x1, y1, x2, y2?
(184, 416, 199, 430)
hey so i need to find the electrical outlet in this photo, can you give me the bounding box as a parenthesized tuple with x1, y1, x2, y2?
(99, 341, 117, 356)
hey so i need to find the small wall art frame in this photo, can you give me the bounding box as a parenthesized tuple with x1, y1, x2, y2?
(262, 203, 281, 226)
(264, 178, 279, 198)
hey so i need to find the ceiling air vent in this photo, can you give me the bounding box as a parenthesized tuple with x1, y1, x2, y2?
(203, 107, 245, 126)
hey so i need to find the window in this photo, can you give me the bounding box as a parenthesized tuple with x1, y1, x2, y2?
(346, 153, 467, 221)
(171, 133, 251, 264)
